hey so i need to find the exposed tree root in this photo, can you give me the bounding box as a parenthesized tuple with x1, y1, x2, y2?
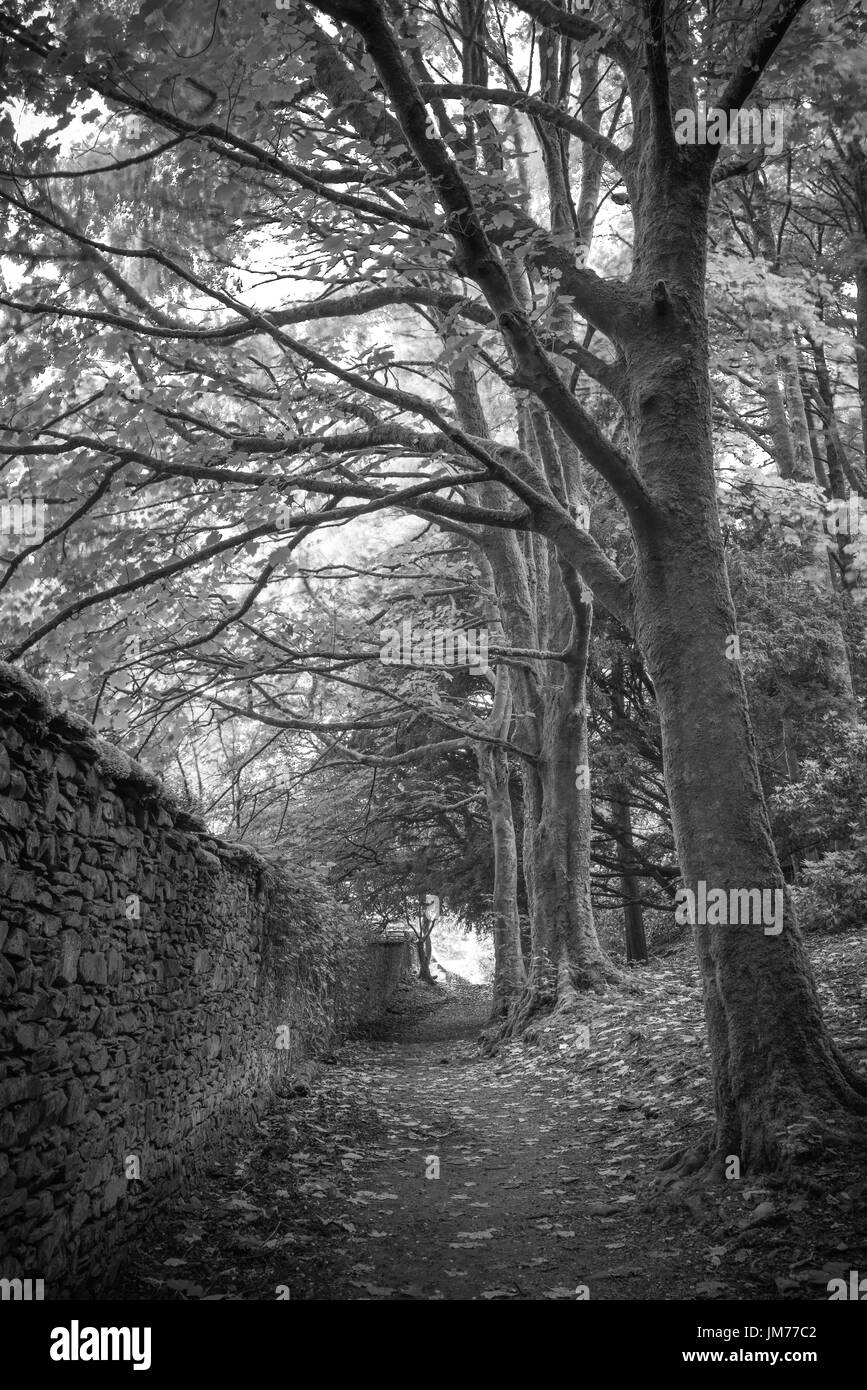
(652, 1107, 867, 1198)
(493, 950, 626, 1041)
(488, 966, 621, 1046)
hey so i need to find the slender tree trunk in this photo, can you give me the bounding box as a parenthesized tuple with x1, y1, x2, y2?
(758, 356, 799, 480)
(612, 792, 649, 963)
(756, 336, 856, 714)
(475, 669, 525, 1018)
(811, 343, 855, 497)
(855, 259, 867, 463)
(416, 895, 436, 984)
(479, 744, 525, 1017)
(780, 342, 816, 483)
(416, 934, 434, 984)
(811, 339, 867, 496)
(801, 373, 830, 491)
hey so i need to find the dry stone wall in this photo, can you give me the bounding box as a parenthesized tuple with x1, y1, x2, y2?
(0, 664, 407, 1294)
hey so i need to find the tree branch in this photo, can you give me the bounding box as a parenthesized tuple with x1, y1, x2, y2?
(310, 0, 654, 522)
(509, 0, 630, 68)
(715, 0, 811, 114)
(416, 81, 626, 171)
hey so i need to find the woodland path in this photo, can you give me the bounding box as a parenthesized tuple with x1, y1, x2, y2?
(112, 942, 867, 1302)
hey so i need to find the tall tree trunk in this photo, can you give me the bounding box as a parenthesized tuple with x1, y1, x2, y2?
(627, 157, 867, 1174)
(476, 666, 525, 1018)
(854, 258, 867, 464)
(496, 499, 620, 1035)
(487, 531, 620, 1037)
(508, 589, 618, 1033)
(451, 365, 618, 1037)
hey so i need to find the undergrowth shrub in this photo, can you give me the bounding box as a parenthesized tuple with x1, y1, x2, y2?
(789, 843, 867, 934)
(260, 861, 373, 1066)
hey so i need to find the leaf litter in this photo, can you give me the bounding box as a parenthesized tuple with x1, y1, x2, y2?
(110, 940, 867, 1301)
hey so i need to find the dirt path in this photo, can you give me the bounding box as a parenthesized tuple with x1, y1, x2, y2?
(284, 976, 673, 1301)
(111, 944, 867, 1302)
